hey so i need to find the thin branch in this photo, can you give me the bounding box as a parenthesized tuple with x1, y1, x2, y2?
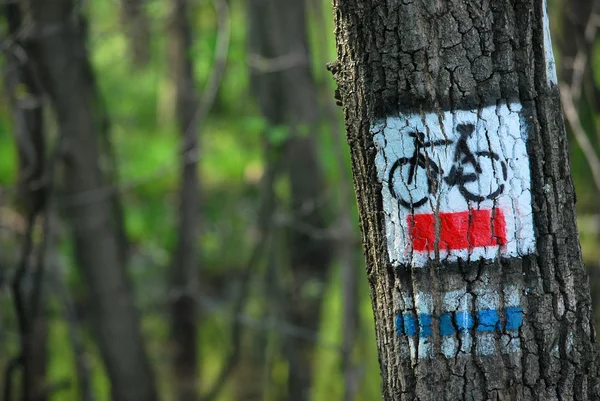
(2, 357, 21, 401)
(50, 249, 97, 401)
(152, 280, 343, 351)
(560, 84, 600, 193)
(190, 0, 230, 141)
(568, 6, 600, 105)
(29, 138, 62, 323)
(3, 211, 36, 401)
(201, 130, 279, 401)
(194, 292, 343, 351)
(247, 52, 307, 73)
(200, 230, 267, 401)
(559, 2, 600, 194)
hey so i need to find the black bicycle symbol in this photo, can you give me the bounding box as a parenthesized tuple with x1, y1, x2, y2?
(388, 123, 508, 208)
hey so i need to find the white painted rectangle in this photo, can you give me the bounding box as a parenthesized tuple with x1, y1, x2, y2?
(373, 103, 535, 267)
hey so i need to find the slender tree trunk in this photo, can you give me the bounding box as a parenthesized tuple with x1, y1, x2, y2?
(167, 0, 200, 400)
(333, 126, 361, 401)
(49, 218, 96, 401)
(120, 0, 151, 67)
(308, 1, 363, 396)
(232, 154, 279, 401)
(4, 3, 48, 400)
(330, 0, 600, 399)
(248, 0, 333, 399)
(19, 2, 158, 401)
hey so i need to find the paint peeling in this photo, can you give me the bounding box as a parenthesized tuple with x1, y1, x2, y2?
(372, 103, 535, 268)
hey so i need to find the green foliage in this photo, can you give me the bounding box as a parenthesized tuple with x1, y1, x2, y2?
(266, 125, 290, 147)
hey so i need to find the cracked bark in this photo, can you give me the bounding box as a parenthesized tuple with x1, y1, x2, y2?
(330, 1, 600, 400)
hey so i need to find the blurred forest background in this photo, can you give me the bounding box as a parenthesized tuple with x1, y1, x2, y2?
(0, 0, 599, 400)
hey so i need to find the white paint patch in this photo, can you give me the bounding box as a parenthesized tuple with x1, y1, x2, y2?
(501, 284, 523, 354)
(543, 0, 559, 87)
(500, 285, 522, 354)
(373, 103, 535, 268)
(457, 299, 473, 356)
(475, 289, 499, 356)
(441, 332, 458, 359)
(501, 334, 521, 354)
(477, 334, 497, 356)
(504, 285, 521, 308)
(417, 292, 433, 360)
(474, 287, 499, 311)
(401, 292, 414, 309)
(416, 292, 433, 313)
(441, 290, 472, 358)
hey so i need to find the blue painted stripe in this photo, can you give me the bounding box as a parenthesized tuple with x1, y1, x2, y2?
(395, 314, 403, 336)
(404, 314, 417, 336)
(439, 313, 455, 336)
(419, 314, 433, 338)
(505, 307, 523, 331)
(455, 310, 474, 331)
(395, 307, 523, 337)
(477, 309, 499, 332)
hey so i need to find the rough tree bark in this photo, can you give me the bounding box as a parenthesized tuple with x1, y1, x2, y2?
(167, 0, 200, 400)
(18, 2, 158, 401)
(330, 0, 600, 400)
(247, 0, 333, 399)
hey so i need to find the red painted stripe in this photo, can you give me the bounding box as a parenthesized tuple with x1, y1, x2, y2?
(407, 209, 507, 252)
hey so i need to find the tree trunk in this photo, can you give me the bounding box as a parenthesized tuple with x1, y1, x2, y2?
(247, 0, 333, 399)
(330, 0, 600, 400)
(120, 0, 151, 67)
(4, 3, 49, 401)
(167, 0, 200, 400)
(19, 2, 158, 401)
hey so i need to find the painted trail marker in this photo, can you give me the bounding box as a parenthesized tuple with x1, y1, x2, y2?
(373, 103, 535, 267)
(395, 286, 523, 359)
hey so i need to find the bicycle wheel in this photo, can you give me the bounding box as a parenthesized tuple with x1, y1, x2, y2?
(388, 155, 439, 208)
(458, 151, 507, 202)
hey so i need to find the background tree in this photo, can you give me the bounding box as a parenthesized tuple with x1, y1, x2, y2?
(12, 1, 158, 401)
(120, 0, 151, 67)
(3, 3, 48, 400)
(247, 0, 333, 399)
(167, 0, 200, 399)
